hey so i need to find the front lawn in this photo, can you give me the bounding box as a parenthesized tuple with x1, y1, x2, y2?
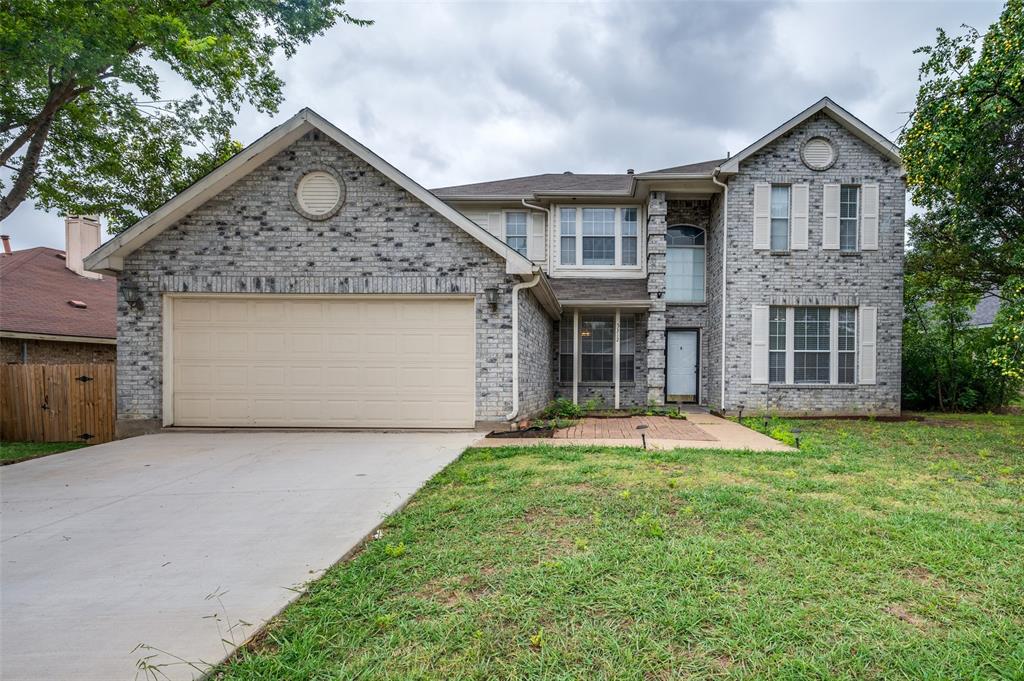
(1, 441, 89, 465)
(218, 415, 1024, 680)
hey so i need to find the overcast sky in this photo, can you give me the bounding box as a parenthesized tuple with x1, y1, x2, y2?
(1, 0, 1003, 251)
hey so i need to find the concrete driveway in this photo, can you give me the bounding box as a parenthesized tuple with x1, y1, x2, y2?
(1, 431, 478, 681)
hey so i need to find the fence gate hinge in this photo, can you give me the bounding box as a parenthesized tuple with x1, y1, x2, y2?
(79, 433, 94, 441)
(76, 375, 94, 382)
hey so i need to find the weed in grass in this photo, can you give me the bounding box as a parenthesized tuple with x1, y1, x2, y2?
(383, 542, 406, 558)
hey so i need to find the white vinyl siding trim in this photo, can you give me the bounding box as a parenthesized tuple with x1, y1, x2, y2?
(753, 183, 771, 250)
(860, 183, 879, 250)
(528, 212, 546, 262)
(486, 211, 503, 240)
(859, 306, 877, 384)
(823, 184, 840, 250)
(751, 304, 770, 384)
(791, 183, 809, 250)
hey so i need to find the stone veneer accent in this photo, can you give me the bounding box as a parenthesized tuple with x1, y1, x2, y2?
(645, 192, 668, 405)
(115, 130, 551, 433)
(721, 112, 904, 415)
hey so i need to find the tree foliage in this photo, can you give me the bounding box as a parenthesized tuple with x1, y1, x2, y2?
(900, 0, 1023, 296)
(902, 274, 1022, 412)
(0, 0, 369, 230)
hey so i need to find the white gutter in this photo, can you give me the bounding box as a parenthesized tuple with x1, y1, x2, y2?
(507, 270, 543, 421)
(521, 198, 546, 213)
(711, 167, 728, 411)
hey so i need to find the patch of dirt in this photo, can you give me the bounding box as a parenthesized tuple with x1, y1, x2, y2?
(901, 567, 947, 590)
(884, 603, 930, 629)
(487, 427, 554, 439)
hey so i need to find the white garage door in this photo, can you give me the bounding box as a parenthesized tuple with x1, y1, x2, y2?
(169, 296, 476, 428)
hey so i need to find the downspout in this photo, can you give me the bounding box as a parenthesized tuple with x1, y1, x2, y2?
(711, 168, 728, 411)
(507, 270, 543, 421)
(521, 198, 546, 213)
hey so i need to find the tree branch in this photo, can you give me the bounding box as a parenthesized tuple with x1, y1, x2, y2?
(0, 113, 55, 222)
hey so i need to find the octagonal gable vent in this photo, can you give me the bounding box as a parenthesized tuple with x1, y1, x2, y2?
(295, 171, 343, 218)
(801, 137, 836, 171)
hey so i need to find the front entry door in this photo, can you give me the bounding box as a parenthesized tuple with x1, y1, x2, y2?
(667, 330, 698, 403)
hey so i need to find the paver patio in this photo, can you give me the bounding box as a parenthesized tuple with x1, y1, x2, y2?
(554, 415, 715, 440)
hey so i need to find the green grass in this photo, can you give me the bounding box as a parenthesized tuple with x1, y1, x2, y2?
(217, 414, 1024, 680)
(0, 440, 89, 465)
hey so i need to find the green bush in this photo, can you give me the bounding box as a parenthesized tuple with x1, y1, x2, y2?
(542, 398, 583, 419)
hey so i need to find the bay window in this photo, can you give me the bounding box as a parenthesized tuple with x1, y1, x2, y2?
(556, 206, 642, 269)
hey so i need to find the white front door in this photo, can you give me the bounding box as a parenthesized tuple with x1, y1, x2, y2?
(667, 330, 698, 402)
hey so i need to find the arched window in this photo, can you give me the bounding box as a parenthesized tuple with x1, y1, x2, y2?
(666, 225, 705, 303)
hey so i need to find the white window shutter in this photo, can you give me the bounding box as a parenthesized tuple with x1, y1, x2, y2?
(791, 184, 809, 250)
(861, 184, 879, 250)
(487, 211, 503, 240)
(753, 184, 770, 250)
(528, 212, 546, 262)
(859, 306, 877, 385)
(751, 304, 769, 384)
(823, 184, 840, 250)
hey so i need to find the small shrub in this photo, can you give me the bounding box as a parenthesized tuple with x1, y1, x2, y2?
(583, 396, 605, 412)
(542, 398, 583, 419)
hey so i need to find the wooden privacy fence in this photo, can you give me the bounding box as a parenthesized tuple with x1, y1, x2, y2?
(1, 364, 115, 444)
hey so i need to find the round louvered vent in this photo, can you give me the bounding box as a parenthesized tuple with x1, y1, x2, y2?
(292, 168, 345, 220)
(801, 137, 836, 171)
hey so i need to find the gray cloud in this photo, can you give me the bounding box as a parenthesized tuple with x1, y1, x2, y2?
(2, 0, 1003, 250)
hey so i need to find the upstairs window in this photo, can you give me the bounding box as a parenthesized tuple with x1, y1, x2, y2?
(505, 211, 528, 256)
(840, 185, 859, 252)
(582, 208, 615, 265)
(557, 206, 642, 269)
(666, 225, 705, 303)
(770, 185, 790, 251)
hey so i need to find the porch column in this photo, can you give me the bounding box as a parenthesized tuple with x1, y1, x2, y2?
(646, 191, 668, 405)
(572, 308, 580, 405)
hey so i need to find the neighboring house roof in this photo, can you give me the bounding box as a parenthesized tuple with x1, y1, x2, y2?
(84, 108, 536, 276)
(549, 278, 650, 305)
(718, 97, 902, 174)
(432, 173, 636, 200)
(970, 293, 1001, 328)
(0, 247, 116, 341)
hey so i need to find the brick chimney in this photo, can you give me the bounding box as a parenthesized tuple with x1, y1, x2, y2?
(64, 216, 103, 279)
(1, 235, 11, 255)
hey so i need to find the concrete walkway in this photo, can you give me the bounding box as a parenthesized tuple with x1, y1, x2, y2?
(475, 411, 794, 452)
(1, 430, 478, 681)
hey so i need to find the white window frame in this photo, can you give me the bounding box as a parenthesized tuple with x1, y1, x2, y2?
(766, 306, 858, 385)
(839, 185, 860, 252)
(552, 204, 645, 277)
(503, 210, 528, 256)
(770, 184, 791, 252)
(666, 224, 706, 304)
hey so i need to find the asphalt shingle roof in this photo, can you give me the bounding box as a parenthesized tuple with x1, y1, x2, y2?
(0, 247, 116, 339)
(641, 158, 726, 175)
(432, 173, 635, 199)
(549, 278, 649, 302)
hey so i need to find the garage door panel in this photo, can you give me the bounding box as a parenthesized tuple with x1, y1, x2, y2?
(171, 296, 475, 428)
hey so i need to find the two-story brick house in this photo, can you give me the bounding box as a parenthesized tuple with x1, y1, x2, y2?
(86, 97, 903, 436)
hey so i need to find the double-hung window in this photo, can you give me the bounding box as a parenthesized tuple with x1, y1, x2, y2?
(770, 185, 790, 251)
(839, 185, 859, 252)
(505, 211, 528, 256)
(559, 314, 636, 383)
(582, 208, 616, 265)
(838, 308, 856, 383)
(557, 206, 642, 269)
(621, 208, 638, 266)
(560, 208, 577, 265)
(769, 306, 787, 383)
(794, 307, 831, 383)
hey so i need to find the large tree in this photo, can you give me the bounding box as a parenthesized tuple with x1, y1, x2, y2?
(900, 0, 1023, 297)
(0, 0, 369, 230)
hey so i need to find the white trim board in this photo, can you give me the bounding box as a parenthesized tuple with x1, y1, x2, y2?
(83, 109, 535, 276)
